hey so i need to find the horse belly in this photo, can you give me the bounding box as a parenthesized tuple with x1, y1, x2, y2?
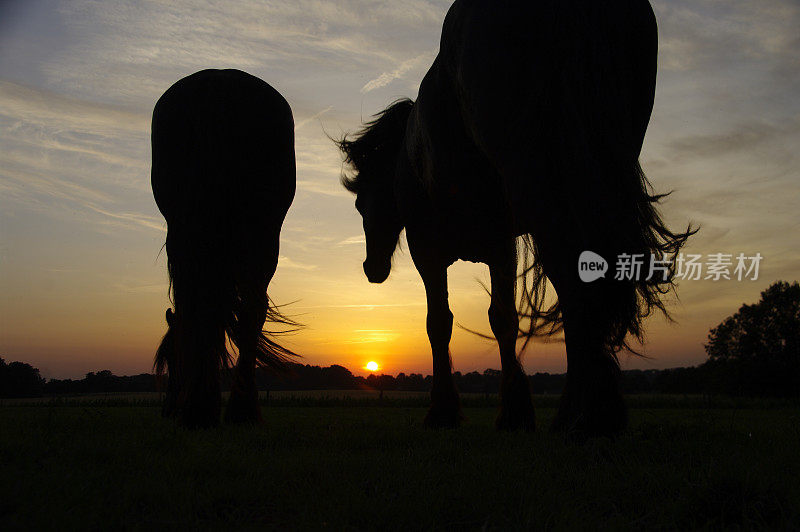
(422, 155, 513, 264)
(407, 59, 516, 264)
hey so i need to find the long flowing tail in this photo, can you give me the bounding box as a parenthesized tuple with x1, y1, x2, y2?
(154, 230, 300, 392)
(154, 308, 177, 416)
(154, 308, 174, 378)
(225, 290, 300, 371)
(516, 156, 696, 355)
(152, 228, 231, 426)
(513, 0, 694, 356)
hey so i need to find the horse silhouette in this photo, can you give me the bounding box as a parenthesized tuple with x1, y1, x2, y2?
(152, 69, 296, 428)
(339, 0, 693, 436)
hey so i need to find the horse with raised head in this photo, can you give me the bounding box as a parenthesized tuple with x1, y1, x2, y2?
(339, 0, 693, 436)
(152, 69, 296, 428)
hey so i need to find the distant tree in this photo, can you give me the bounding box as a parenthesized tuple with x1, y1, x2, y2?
(324, 365, 355, 388)
(529, 372, 567, 394)
(650, 367, 707, 394)
(395, 372, 426, 391)
(44, 371, 157, 395)
(704, 281, 800, 396)
(482, 369, 502, 393)
(0, 357, 46, 398)
(460, 371, 485, 393)
(377, 374, 396, 391)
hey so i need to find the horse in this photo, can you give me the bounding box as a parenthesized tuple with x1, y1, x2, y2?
(338, 0, 693, 436)
(151, 69, 297, 428)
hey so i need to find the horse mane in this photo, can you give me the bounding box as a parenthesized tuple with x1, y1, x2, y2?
(338, 98, 414, 192)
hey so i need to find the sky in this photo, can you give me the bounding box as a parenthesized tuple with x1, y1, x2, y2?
(1, 0, 798, 379)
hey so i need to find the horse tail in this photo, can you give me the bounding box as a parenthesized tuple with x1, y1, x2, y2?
(580, 156, 696, 355)
(616, 160, 697, 350)
(516, 153, 696, 356)
(154, 309, 174, 377)
(224, 285, 300, 373)
(154, 226, 231, 427)
(513, 0, 694, 356)
(154, 308, 177, 416)
(255, 301, 300, 369)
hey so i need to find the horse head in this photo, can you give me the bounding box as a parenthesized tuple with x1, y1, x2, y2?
(338, 99, 413, 283)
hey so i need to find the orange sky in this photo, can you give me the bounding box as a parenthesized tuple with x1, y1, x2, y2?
(1, 1, 799, 379)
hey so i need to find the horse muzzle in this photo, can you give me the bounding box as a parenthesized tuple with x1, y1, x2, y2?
(363, 259, 390, 283)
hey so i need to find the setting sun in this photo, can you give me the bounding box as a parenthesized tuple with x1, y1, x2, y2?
(366, 361, 379, 372)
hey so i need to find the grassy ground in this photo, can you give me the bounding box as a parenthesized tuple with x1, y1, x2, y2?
(2, 397, 799, 530)
(6, 390, 799, 409)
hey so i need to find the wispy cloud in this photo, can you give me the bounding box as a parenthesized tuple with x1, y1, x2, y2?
(0, 80, 157, 234)
(339, 329, 400, 344)
(296, 302, 424, 310)
(295, 105, 334, 131)
(338, 235, 365, 246)
(295, 179, 351, 197)
(112, 281, 165, 294)
(278, 255, 318, 271)
(360, 51, 435, 93)
(666, 122, 784, 160)
(83, 203, 165, 233)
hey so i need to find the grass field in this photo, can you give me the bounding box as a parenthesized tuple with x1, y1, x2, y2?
(2, 394, 799, 530)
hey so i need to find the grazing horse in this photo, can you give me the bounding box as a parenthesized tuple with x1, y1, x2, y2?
(339, 0, 692, 435)
(152, 69, 296, 428)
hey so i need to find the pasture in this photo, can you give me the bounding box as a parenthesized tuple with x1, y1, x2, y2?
(2, 393, 799, 530)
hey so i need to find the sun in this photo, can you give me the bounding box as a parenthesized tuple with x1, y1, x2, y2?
(366, 361, 379, 372)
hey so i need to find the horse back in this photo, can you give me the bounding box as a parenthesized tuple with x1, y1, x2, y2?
(151, 69, 296, 233)
(440, 0, 657, 158)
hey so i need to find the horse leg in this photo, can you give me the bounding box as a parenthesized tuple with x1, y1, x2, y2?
(551, 291, 627, 438)
(490, 249, 535, 431)
(419, 265, 461, 428)
(225, 289, 266, 424)
(174, 307, 224, 428)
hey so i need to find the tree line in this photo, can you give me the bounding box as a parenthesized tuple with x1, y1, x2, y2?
(0, 361, 791, 399)
(2, 281, 797, 399)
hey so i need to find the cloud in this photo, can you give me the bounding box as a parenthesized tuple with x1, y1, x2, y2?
(295, 179, 351, 198)
(0, 80, 148, 134)
(83, 203, 165, 233)
(0, 80, 157, 234)
(295, 105, 334, 131)
(11, 0, 449, 110)
(296, 302, 423, 310)
(339, 329, 400, 344)
(278, 255, 318, 271)
(112, 281, 165, 294)
(360, 51, 435, 93)
(338, 235, 365, 246)
(654, 0, 800, 73)
(665, 122, 784, 160)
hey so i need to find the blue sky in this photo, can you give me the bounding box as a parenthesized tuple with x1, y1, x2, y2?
(1, 0, 798, 378)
